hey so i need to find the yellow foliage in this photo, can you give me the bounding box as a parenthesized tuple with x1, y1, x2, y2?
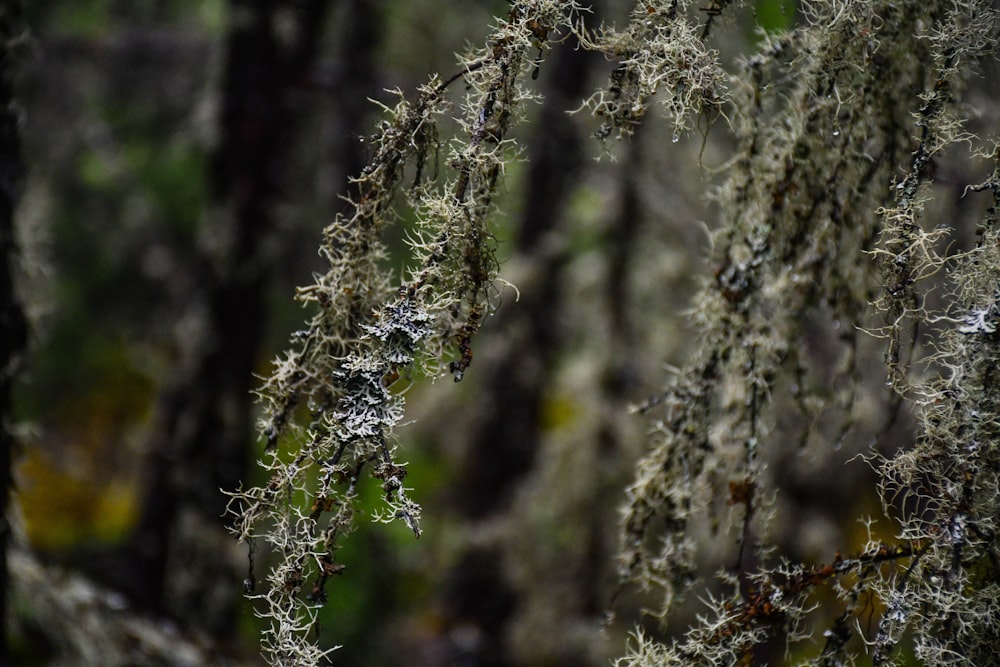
(17, 445, 139, 551)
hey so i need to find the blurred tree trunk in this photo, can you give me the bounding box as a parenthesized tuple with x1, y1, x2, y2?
(436, 17, 609, 666)
(326, 0, 382, 212)
(0, 2, 25, 663)
(117, 0, 334, 636)
(453, 10, 597, 524)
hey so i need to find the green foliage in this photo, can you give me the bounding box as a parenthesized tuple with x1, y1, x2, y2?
(34, 0, 115, 37)
(13, 0, 221, 573)
(753, 0, 795, 35)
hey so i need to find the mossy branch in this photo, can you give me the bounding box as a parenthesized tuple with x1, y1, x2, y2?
(225, 2, 585, 664)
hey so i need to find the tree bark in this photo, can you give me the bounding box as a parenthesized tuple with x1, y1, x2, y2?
(119, 0, 333, 636)
(0, 2, 25, 662)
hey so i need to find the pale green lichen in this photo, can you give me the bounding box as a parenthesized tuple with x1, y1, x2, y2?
(227, 0, 1000, 664)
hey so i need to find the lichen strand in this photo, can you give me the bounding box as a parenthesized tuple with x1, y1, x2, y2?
(224, 0, 1000, 663)
(580, 0, 728, 140)
(225, 2, 583, 664)
(867, 14, 1000, 663)
(615, 0, 1000, 665)
(621, 0, 924, 608)
(872, 143, 1000, 665)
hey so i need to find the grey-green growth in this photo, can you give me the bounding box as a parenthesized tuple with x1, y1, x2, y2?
(227, 0, 1000, 665)
(225, 2, 586, 664)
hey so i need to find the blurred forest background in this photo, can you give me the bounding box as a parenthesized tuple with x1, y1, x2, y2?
(4, 1, 996, 666)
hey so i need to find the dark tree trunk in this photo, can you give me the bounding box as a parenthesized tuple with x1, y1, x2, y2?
(327, 0, 383, 211)
(454, 26, 596, 521)
(0, 2, 25, 663)
(117, 0, 333, 635)
(439, 24, 602, 667)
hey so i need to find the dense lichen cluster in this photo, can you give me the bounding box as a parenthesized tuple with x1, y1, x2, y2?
(614, 1, 1000, 665)
(226, 0, 1000, 664)
(225, 2, 585, 664)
